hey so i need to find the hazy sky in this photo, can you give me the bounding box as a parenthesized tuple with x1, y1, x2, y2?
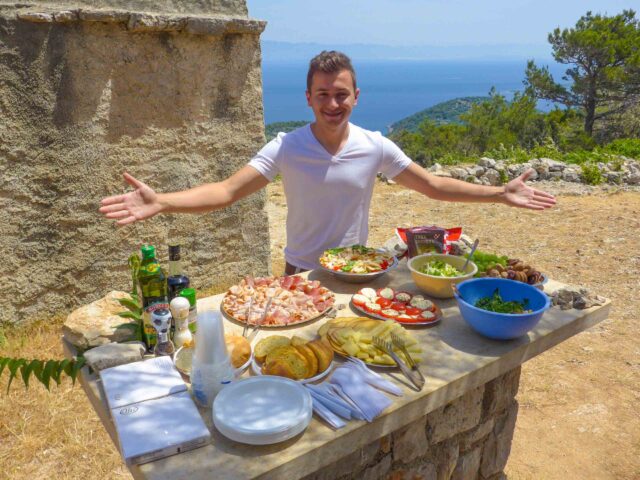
(246, 1, 634, 47)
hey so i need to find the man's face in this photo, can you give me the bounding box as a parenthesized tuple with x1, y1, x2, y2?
(306, 69, 359, 129)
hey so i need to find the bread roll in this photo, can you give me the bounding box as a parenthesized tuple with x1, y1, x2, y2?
(254, 335, 290, 362)
(224, 334, 251, 368)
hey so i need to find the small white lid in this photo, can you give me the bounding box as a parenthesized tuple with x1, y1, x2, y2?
(212, 376, 312, 445)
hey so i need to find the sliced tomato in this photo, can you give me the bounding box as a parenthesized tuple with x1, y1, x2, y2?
(364, 302, 382, 314)
(380, 260, 389, 270)
(396, 313, 417, 323)
(404, 306, 422, 316)
(352, 294, 369, 307)
(377, 287, 395, 300)
(380, 308, 400, 319)
(394, 291, 412, 303)
(376, 297, 393, 308)
(390, 301, 406, 312)
(359, 288, 377, 299)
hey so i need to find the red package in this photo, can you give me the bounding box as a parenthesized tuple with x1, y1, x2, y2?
(396, 226, 462, 258)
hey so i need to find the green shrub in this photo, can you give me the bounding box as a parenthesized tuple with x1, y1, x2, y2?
(498, 169, 509, 185)
(601, 138, 640, 159)
(580, 163, 603, 185)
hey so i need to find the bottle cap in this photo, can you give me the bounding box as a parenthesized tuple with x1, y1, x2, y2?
(170, 297, 191, 321)
(169, 245, 181, 261)
(141, 245, 156, 259)
(179, 288, 197, 306)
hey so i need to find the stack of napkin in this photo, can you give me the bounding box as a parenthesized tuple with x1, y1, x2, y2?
(305, 359, 402, 428)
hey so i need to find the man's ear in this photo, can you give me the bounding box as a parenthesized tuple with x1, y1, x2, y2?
(354, 88, 360, 106)
(306, 90, 312, 106)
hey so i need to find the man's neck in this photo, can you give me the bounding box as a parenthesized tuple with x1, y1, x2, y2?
(310, 122, 350, 156)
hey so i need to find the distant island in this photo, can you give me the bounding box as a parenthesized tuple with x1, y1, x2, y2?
(388, 96, 489, 132)
(264, 97, 491, 139)
(265, 120, 309, 141)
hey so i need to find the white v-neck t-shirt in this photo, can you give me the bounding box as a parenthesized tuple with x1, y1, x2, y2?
(248, 123, 413, 270)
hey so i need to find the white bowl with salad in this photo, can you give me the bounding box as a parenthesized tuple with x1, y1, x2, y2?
(318, 245, 398, 284)
(408, 253, 477, 298)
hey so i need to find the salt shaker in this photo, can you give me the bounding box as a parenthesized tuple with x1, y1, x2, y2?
(170, 296, 192, 349)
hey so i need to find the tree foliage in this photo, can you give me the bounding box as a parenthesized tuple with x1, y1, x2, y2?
(525, 10, 640, 136)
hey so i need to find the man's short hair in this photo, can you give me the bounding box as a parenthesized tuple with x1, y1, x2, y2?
(307, 51, 357, 92)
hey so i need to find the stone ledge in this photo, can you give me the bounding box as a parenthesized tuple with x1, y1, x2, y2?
(13, 6, 266, 35)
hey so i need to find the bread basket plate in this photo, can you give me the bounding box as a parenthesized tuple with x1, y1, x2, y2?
(174, 346, 252, 378)
(350, 300, 443, 327)
(251, 357, 333, 384)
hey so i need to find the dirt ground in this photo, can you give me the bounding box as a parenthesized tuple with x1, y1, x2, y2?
(1, 180, 639, 479)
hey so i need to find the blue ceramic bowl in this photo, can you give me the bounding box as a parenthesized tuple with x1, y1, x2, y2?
(454, 278, 551, 340)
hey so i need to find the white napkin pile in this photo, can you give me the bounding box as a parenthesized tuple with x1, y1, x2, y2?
(305, 359, 402, 428)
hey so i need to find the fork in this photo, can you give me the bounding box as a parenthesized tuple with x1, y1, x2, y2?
(372, 336, 424, 391)
(242, 297, 254, 338)
(390, 332, 425, 389)
(248, 296, 273, 343)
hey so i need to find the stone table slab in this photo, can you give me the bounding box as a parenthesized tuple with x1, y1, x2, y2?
(64, 260, 610, 480)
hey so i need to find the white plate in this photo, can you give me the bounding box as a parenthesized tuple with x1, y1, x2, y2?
(251, 357, 333, 384)
(213, 376, 312, 445)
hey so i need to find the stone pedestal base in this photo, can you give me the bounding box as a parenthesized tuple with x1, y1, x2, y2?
(303, 367, 521, 480)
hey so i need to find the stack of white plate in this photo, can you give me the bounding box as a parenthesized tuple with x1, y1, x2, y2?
(212, 376, 312, 445)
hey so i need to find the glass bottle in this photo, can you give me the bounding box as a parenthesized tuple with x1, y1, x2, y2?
(138, 245, 169, 352)
(167, 245, 190, 301)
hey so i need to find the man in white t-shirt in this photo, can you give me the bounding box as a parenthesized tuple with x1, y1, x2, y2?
(100, 51, 556, 274)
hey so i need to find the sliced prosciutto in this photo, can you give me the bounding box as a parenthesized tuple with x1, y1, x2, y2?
(222, 275, 335, 326)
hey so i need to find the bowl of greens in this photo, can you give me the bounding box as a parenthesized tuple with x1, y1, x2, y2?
(407, 253, 477, 298)
(453, 278, 551, 340)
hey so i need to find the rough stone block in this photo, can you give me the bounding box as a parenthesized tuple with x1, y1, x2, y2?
(62, 291, 139, 350)
(433, 439, 459, 480)
(427, 386, 484, 444)
(459, 418, 495, 452)
(78, 9, 130, 23)
(185, 17, 227, 35)
(53, 10, 79, 23)
(387, 462, 437, 480)
(480, 401, 518, 478)
(451, 447, 481, 480)
(482, 367, 520, 419)
(361, 454, 391, 480)
(83, 342, 145, 371)
(393, 420, 428, 463)
(478, 157, 496, 169)
(17, 11, 54, 22)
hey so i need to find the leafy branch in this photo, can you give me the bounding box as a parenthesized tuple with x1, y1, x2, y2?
(0, 356, 85, 392)
(116, 252, 145, 344)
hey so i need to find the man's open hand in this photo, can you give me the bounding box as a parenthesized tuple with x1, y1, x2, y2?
(99, 173, 163, 225)
(504, 168, 556, 210)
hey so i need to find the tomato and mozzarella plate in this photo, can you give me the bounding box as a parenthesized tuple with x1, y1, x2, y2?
(352, 287, 438, 323)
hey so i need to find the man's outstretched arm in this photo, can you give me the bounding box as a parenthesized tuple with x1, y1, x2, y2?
(393, 163, 556, 210)
(99, 165, 269, 225)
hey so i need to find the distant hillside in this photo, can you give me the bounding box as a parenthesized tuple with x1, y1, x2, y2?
(265, 121, 308, 141)
(389, 96, 490, 133)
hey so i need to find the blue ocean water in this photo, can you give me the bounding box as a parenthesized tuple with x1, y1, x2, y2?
(262, 60, 567, 133)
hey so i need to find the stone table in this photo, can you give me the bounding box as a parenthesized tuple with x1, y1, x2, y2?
(64, 261, 610, 480)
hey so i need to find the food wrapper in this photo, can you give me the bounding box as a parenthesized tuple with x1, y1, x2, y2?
(393, 226, 462, 258)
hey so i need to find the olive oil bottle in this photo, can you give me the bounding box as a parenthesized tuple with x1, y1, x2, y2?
(138, 245, 169, 351)
(167, 244, 190, 301)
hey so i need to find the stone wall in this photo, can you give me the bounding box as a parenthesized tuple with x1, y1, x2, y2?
(303, 367, 521, 480)
(0, 2, 270, 323)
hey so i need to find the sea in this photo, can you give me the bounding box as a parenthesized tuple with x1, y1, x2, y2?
(262, 59, 567, 134)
